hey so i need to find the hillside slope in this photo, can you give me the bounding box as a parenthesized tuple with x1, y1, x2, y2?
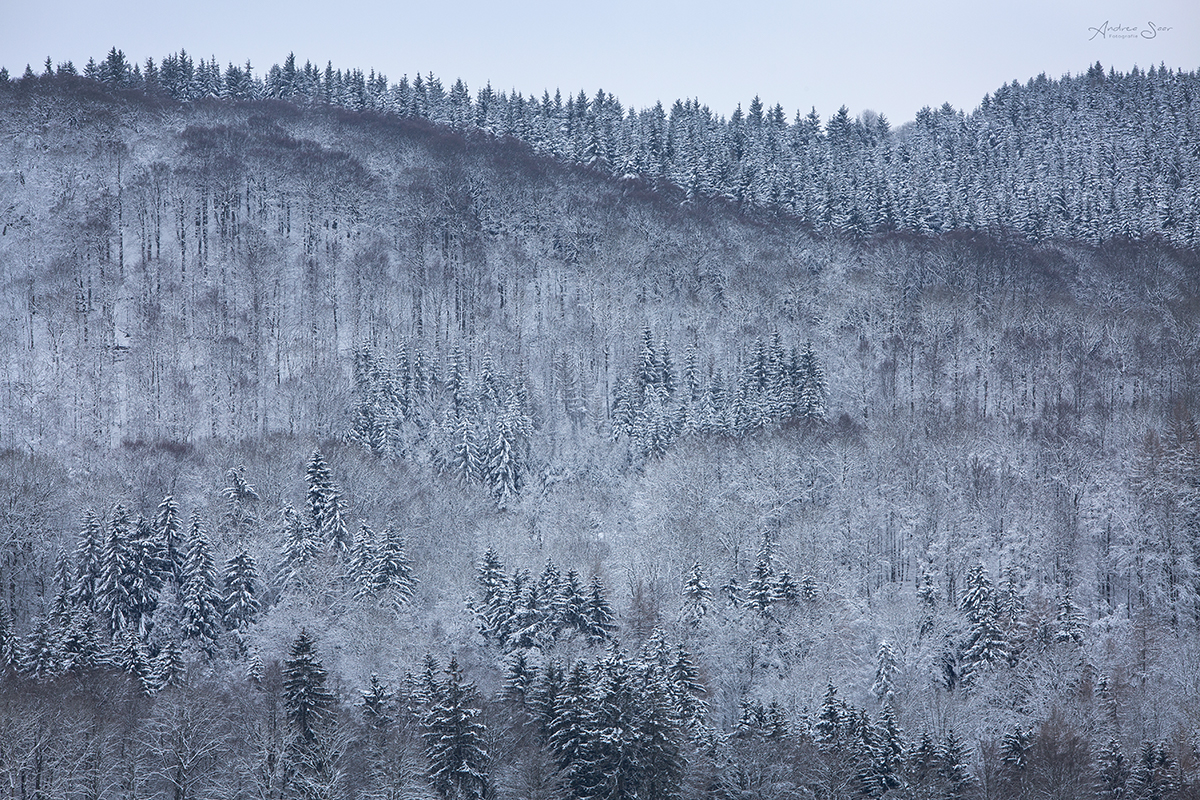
(0, 75, 1198, 798)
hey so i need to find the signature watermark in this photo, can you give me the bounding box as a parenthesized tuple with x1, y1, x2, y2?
(1088, 20, 1173, 40)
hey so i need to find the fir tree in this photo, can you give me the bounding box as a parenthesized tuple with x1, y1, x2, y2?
(797, 341, 828, 420)
(180, 518, 224, 649)
(961, 563, 1006, 682)
(451, 411, 481, 484)
(1055, 592, 1087, 645)
(284, 630, 339, 798)
(502, 650, 536, 706)
(371, 526, 417, 610)
(147, 641, 184, 692)
(549, 661, 594, 792)
(71, 509, 105, 609)
(222, 465, 260, 538)
(1096, 737, 1129, 800)
(348, 524, 377, 598)
(153, 495, 184, 585)
(423, 657, 489, 800)
(100, 512, 163, 638)
(746, 557, 775, 615)
(683, 561, 712, 626)
(285, 632, 336, 731)
(872, 705, 906, 796)
(280, 504, 322, 584)
(938, 730, 973, 800)
(870, 639, 900, 707)
(111, 625, 152, 685)
(222, 549, 260, 629)
(582, 575, 617, 645)
(669, 644, 709, 725)
(561, 569, 587, 636)
(304, 449, 342, 548)
(473, 550, 508, 642)
(774, 569, 800, 606)
(816, 682, 844, 748)
(359, 673, 397, 795)
(21, 615, 64, 681)
(1130, 741, 1178, 800)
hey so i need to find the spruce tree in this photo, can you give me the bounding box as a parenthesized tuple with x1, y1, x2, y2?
(561, 569, 587, 637)
(71, 509, 104, 608)
(683, 561, 712, 626)
(222, 465, 260, 538)
(816, 682, 844, 748)
(1054, 592, 1087, 645)
(870, 639, 900, 706)
(180, 517, 223, 650)
(1095, 737, 1129, 800)
(359, 673, 396, 796)
(502, 651, 535, 706)
(669, 644, 709, 725)
(775, 570, 800, 606)
(451, 411, 481, 484)
(423, 657, 489, 800)
(1000, 726, 1032, 798)
(797, 341, 828, 420)
(473, 550, 508, 642)
(222, 549, 260, 629)
(348, 524, 377, 598)
(285, 632, 336, 731)
(582, 575, 617, 645)
(746, 557, 775, 615)
(371, 526, 417, 609)
(305, 449, 335, 537)
(21, 615, 64, 681)
(100, 511, 163, 638)
(98, 504, 135, 633)
(284, 630, 338, 798)
(153, 495, 184, 585)
(549, 661, 594, 794)
(961, 563, 1006, 683)
(938, 730, 973, 800)
(280, 504, 322, 584)
(873, 706, 906, 796)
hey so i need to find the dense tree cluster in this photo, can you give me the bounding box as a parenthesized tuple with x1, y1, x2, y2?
(612, 329, 827, 460)
(349, 331, 827, 494)
(471, 549, 617, 651)
(350, 346, 535, 505)
(6, 50, 1198, 246)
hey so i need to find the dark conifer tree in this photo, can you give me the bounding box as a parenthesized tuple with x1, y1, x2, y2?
(371, 526, 417, 609)
(101, 512, 163, 638)
(180, 516, 223, 650)
(153, 495, 184, 585)
(348, 524, 377, 598)
(223, 549, 260, 629)
(423, 657, 489, 800)
(71, 509, 104, 608)
(280, 504, 322, 584)
(583, 575, 617, 645)
(938, 730, 973, 800)
(683, 561, 711, 626)
(284, 629, 338, 798)
(746, 557, 775, 615)
(1096, 738, 1129, 800)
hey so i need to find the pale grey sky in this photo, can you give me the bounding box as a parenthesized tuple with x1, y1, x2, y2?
(3, 0, 1197, 124)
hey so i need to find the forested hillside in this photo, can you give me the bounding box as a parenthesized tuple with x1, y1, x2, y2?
(0, 60, 1198, 799)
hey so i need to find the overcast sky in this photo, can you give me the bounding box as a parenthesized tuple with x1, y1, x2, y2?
(3, 0, 1197, 125)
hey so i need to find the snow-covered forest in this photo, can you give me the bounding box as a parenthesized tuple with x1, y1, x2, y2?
(0, 52, 1198, 799)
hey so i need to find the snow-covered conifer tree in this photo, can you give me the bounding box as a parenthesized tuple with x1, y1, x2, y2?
(180, 516, 223, 649)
